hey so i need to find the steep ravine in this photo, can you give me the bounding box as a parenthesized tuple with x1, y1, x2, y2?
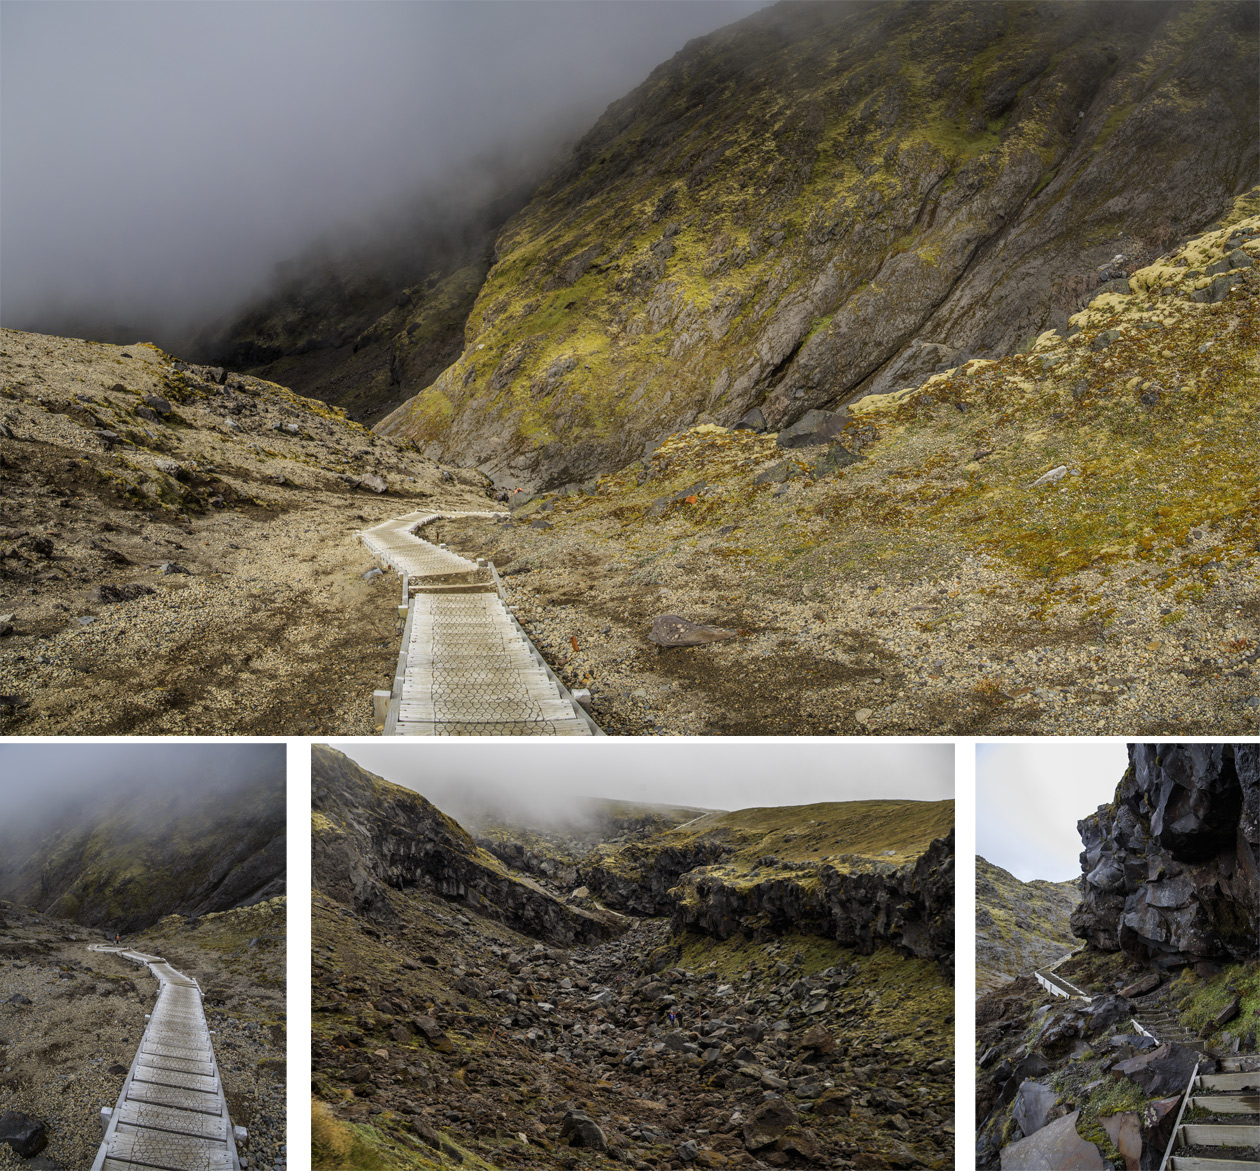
(310, 754, 955, 1169)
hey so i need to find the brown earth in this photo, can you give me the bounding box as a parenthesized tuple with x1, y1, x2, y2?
(0, 328, 494, 735)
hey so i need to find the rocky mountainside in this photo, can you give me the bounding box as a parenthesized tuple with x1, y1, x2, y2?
(0, 328, 497, 734)
(1072, 742, 1259, 968)
(312, 745, 624, 945)
(378, 0, 1258, 488)
(311, 752, 955, 1169)
(0, 777, 285, 934)
(427, 203, 1259, 735)
(975, 856, 1078, 996)
(202, 165, 549, 426)
(975, 742, 1259, 1169)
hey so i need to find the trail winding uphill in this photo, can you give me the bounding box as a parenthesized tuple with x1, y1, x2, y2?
(359, 511, 600, 735)
(87, 945, 246, 1171)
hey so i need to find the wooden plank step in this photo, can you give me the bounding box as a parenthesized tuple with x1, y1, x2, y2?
(101, 1127, 236, 1171)
(393, 718, 590, 736)
(133, 1055, 214, 1077)
(131, 1064, 219, 1094)
(1190, 1095, 1260, 1113)
(1180, 1124, 1259, 1148)
(1169, 1158, 1260, 1171)
(114, 1102, 228, 1141)
(124, 1082, 223, 1116)
(1202, 1075, 1260, 1092)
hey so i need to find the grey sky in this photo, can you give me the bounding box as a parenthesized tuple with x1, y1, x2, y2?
(976, 741, 1130, 883)
(0, 742, 284, 836)
(1, 0, 768, 342)
(334, 741, 954, 825)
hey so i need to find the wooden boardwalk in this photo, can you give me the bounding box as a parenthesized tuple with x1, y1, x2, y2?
(88, 945, 243, 1171)
(360, 512, 601, 736)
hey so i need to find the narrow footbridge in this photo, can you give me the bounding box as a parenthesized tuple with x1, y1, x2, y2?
(88, 944, 245, 1171)
(360, 511, 601, 735)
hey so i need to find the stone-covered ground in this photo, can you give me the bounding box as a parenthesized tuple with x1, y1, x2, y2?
(312, 857, 954, 1170)
(0, 899, 286, 1171)
(0, 328, 494, 734)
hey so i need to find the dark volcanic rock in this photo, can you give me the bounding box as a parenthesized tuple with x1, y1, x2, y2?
(311, 745, 624, 945)
(670, 828, 955, 974)
(1070, 743, 1259, 967)
(0, 1111, 48, 1158)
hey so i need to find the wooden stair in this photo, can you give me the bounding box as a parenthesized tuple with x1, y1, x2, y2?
(1164, 1064, 1259, 1171)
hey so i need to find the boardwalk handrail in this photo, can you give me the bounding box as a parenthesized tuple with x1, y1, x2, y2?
(1034, 967, 1092, 1002)
(1157, 1060, 1200, 1171)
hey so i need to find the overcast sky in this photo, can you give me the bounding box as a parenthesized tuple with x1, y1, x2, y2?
(0, 742, 284, 836)
(337, 740, 954, 823)
(1, 0, 768, 343)
(976, 741, 1130, 883)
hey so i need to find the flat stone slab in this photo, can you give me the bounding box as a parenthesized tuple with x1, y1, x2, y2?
(1001, 1111, 1106, 1170)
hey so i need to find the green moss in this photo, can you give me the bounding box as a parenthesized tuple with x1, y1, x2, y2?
(1169, 960, 1259, 1045)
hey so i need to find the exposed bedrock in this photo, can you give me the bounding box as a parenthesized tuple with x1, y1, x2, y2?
(310, 746, 622, 946)
(671, 830, 955, 975)
(1070, 743, 1259, 968)
(579, 842, 735, 916)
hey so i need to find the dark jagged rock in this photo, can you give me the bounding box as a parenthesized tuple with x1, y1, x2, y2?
(311, 745, 624, 945)
(671, 828, 955, 975)
(1070, 743, 1259, 967)
(0, 1111, 48, 1158)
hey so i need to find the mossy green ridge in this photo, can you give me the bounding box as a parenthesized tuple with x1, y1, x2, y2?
(378, 0, 1258, 488)
(976, 856, 1079, 996)
(0, 776, 285, 934)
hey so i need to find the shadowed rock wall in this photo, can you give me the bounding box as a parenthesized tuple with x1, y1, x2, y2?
(1070, 743, 1258, 968)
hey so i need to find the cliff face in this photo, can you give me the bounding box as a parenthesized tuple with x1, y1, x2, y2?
(378, 0, 1259, 487)
(1070, 742, 1259, 968)
(673, 830, 955, 974)
(310, 745, 623, 945)
(0, 780, 285, 934)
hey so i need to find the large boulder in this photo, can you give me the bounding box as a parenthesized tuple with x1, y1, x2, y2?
(1013, 1079, 1060, 1138)
(0, 1112, 47, 1158)
(1110, 1042, 1200, 1098)
(1000, 1111, 1106, 1170)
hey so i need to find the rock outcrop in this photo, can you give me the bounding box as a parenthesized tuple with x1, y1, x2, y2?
(311, 745, 624, 945)
(672, 829, 955, 975)
(1071, 743, 1259, 968)
(378, 0, 1259, 487)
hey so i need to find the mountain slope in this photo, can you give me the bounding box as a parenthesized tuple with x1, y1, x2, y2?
(975, 856, 1078, 996)
(311, 745, 624, 944)
(424, 205, 1259, 735)
(0, 777, 285, 933)
(378, 0, 1259, 487)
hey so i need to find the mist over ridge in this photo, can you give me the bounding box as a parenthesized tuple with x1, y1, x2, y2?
(0, 0, 770, 349)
